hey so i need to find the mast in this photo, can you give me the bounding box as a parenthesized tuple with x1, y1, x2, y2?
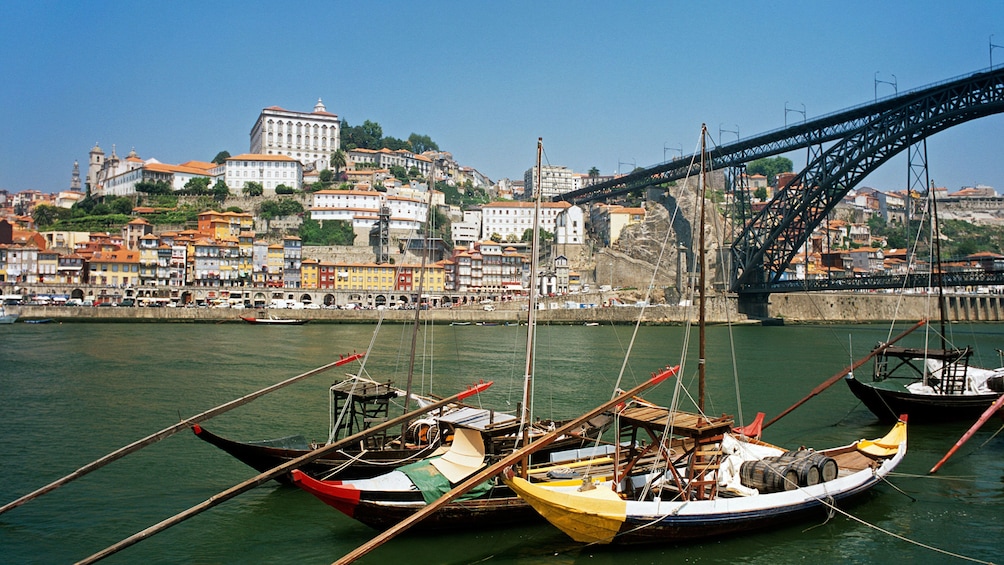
(929, 177, 948, 352)
(698, 124, 708, 412)
(520, 138, 543, 447)
(403, 161, 435, 414)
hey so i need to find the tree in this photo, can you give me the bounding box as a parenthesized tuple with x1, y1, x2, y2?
(408, 133, 438, 154)
(490, 232, 502, 243)
(299, 218, 355, 245)
(275, 184, 295, 195)
(319, 169, 333, 183)
(212, 151, 231, 165)
(588, 167, 600, 180)
(330, 149, 346, 176)
(381, 136, 409, 151)
(32, 204, 58, 227)
(390, 165, 409, 183)
(242, 182, 264, 197)
(135, 180, 172, 195)
(754, 186, 768, 201)
(212, 179, 230, 203)
(183, 177, 212, 195)
(109, 197, 133, 215)
(747, 157, 794, 186)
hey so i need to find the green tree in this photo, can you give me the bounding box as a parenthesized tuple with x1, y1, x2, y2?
(212, 180, 230, 203)
(381, 136, 409, 151)
(408, 133, 438, 154)
(183, 177, 212, 195)
(212, 151, 231, 164)
(319, 169, 333, 183)
(275, 184, 295, 195)
(135, 180, 172, 195)
(92, 203, 111, 215)
(754, 186, 768, 201)
(341, 120, 384, 150)
(330, 149, 347, 176)
(747, 157, 794, 186)
(588, 167, 600, 181)
(32, 204, 59, 227)
(299, 218, 356, 245)
(390, 165, 409, 182)
(490, 232, 502, 243)
(276, 198, 304, 216)
(242, 182, 264, 197)
(109, 197, 133, 215)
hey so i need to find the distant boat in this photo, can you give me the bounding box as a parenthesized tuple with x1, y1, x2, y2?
(23, 319, 54, 324)
(240, 313, 308, 325)
(476, 322, 499, 326)
(450, 321, 472, 326)
(0, 306, 18, 324)
(583, 322, 600, 327)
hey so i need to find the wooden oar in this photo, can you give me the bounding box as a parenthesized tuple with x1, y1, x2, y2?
(75, 380, 494, 565)
(764, 319, 926, 430)
(333, 365, 681, 565)
(0, 352, 364, 517)
(929, 393, 1004, 474)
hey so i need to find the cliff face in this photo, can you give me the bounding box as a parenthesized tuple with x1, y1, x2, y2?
(596, 171, 729, 302)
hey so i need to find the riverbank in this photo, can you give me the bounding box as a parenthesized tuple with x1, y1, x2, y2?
(7, 291, 1003, 323)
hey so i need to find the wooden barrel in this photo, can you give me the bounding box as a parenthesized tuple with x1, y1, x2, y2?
(786, 456, 820, 486)
(739, 459, 798, 493)
(808, 453, 839, 482)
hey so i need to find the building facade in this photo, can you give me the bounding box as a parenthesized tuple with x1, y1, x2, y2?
(249, 99, 341, 172)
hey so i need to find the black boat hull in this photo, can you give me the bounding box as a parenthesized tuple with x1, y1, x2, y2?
(845, 374, 1001, 423)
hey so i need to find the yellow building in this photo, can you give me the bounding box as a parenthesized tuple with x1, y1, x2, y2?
(197, 211, 255, 241)
(300, 258, 319, 289)
(88, 249, 141, 287)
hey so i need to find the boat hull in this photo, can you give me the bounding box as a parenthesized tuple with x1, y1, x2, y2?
(193, 424, 438, 483)
(240, 316, 308, 325)
(292, 471, 539, 530)
(845, 373, 1001, 423)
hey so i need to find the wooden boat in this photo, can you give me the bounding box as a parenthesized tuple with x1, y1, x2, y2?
(449, 321, 471, 326)
(845, 187, 1004, 422)
(505, 412, 906, 544)
(194, 374, 518, 483)
(291, 421, 615, 530)
(23, 318, 54, 324)
(240, 312, 308, 325)
(503, 125, 908, 546)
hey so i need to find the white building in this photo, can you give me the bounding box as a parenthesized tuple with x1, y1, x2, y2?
(250, 99, 341, 172)
(102, 160, 221, 197)
(480, 201, 583, 242)
(451, 209, 482, 249)
(309, 189, 428, 243)
(224, 154, 303, 194)
(346, 148, 433, 178)
(523, 164, 576, 200)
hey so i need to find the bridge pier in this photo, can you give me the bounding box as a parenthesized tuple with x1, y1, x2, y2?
(737, 293, 771, 319)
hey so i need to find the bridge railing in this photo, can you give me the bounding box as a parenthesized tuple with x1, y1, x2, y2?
(738, 269, 1004, 294)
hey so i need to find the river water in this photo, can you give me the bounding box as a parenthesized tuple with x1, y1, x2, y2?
(1, 321, 1002, 564)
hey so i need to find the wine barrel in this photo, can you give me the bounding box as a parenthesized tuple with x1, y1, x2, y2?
(809, 453, 839, 482)
(786, 456, 820, 486)
(739, 459, 798, 493)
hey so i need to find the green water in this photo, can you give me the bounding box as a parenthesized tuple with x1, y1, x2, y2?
(1, 322, 1002, 564)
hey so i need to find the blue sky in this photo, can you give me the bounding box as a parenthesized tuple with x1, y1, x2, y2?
(2, 1, 1002, 195)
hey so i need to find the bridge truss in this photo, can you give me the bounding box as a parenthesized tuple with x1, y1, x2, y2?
(556, 67, 1004, 294)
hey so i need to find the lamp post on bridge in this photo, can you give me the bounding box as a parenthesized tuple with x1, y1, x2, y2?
(874, 71, 898, 100)
(719, 123, 739, 146)
(992, 35, 1004, 69)
(663, 143, 683, 162)
(784, 101, 805, 128)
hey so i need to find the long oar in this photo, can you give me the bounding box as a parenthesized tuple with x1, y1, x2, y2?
(76, 380, 494, 565)
(333, 365, 681, 565)
(929, 393, 1004, 473)
(1, 352, 364, 517)
(764, 319, 926, 430)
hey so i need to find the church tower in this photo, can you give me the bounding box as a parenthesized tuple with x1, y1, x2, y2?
(87, 142, 105, 191)
(70, 160, 82, 191)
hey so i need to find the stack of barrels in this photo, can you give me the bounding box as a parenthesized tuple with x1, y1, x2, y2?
(739, 450, 838, 494)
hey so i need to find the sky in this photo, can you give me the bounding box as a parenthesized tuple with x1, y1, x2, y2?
(2, 0, 1003, 195)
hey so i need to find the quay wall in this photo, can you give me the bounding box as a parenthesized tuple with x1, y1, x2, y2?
(767, 292, 1004, 323)
(9, 292, 1004, 324)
